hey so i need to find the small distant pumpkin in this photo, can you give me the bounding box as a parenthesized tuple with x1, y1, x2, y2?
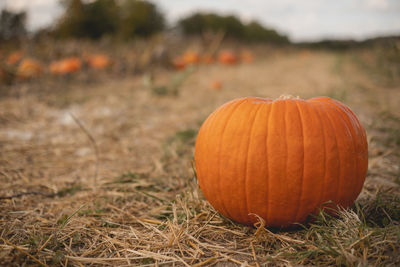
(182, 51, 200, 65)
(210, 80, 222, 91)
(6, 51, 24, 65)
(172, 57, 186, 70)
(195, 96, 368, 228)
(240, 50, 254, 63)
(50, 57, 82, 75)
(218, 50, 237, 65)
(86, 54, 110, 69)
(17, 58, 43, 79)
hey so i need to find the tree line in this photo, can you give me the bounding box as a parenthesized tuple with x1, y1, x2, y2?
(1, 0, 288, 43)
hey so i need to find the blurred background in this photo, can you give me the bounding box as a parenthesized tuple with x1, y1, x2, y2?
(0, 0, 399, 88)
(2, 0, 400, 41)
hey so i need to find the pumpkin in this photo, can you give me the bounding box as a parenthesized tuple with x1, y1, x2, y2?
(172, 57, 186, 70)
(50, 57, 82, 75)
(16, 58, 43, 79)
(86, 54, 110, 69)
(182, 51, 200, 65)
(240, 50, 254, 63)
(218, 50, 237, 65)
(6, 51, 23, 65)
(210, 80, 222, 91)
(195, 96, 368, 227)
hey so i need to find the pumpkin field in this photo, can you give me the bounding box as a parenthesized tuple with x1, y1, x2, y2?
(0, 38, 400, 266)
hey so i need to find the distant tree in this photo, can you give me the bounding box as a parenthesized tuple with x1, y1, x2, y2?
(83, 0, 119, 39)
(245, 21, 289, 43)
(118, 0, 165, 39)
(55, 0, 119, 39)
(178, 13, 203, 35)
(55, 0, 85, 38)
(179, 12, 289, 44)
(179, 13, 244, 36)
(0, 9, 27, 40)
(223, 15, 245, 39)
(54, 0, 164, 40)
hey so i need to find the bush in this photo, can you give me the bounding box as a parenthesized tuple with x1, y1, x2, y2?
(56, 0, 118, 39)
(55, 0, 164, 39)
(244, 21, 288, 43)
(119, 0, 164, 39)
(178, 12, 289, 44)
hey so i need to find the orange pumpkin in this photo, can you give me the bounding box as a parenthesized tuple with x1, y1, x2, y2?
(172, 57, 186, 70)
(17, 58, 43, 79)
(195, 96, 368, 227)
(50, 57, 82, 75)
(182, 51, 199, 65)
(218, 50, 237, 65)
(86, 54, 110, 69)
(240, 50, 254, 63)
(210, 80, 222, 90)
(6, 51, 23, 65)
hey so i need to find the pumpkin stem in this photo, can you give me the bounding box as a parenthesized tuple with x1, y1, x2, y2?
(279, 94, 300, 100)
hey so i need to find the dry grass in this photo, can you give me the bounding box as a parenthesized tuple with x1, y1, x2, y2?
(1, 44, 399, 266)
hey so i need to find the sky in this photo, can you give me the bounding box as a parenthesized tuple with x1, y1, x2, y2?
(1, 0, 399, 42)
